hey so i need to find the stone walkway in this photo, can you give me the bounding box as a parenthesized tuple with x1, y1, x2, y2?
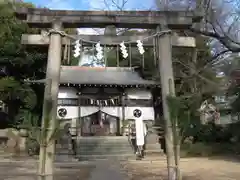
(88, 159, 128, 180)
(0, 154, 129, 180)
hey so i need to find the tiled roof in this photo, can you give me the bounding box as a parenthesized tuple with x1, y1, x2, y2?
(30, 66, 158, 86)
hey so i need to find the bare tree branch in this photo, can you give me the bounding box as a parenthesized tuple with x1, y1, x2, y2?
(173, 59, 218, 86)
(156, 0, 240, 59)
(189, 27, 240, 52)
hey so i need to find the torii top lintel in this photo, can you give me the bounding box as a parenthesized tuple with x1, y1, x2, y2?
(15, 7, 203, 29)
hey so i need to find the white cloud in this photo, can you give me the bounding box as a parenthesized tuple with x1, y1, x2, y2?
(77, 28, 105, 35)
(45, 0, 74, 10)
(48, 2, 74, 10)
(46, 0, 62, 7)
(88, 0, 106, 10)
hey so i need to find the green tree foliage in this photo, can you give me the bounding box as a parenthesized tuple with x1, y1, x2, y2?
(173, 35, 219, 96)
(0, 1, 47, 125)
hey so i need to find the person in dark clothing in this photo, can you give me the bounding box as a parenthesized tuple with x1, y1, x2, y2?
(66, 127, 77, 156)
(159, 137, 166, 154)
(129, 122, 138, 154)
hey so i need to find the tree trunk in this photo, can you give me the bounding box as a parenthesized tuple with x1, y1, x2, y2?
(190, 48, 198, 93)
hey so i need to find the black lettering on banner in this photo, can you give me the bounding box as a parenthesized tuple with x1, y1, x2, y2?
(57, 98, 153, 107)
(57, 98, 78, 106)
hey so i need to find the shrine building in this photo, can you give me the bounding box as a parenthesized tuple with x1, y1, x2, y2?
(57, 65, 158, 136)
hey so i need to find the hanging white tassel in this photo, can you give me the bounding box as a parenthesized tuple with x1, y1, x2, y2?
(95, 42, 103, 60)
(73, 40, 81, 57)
(111, 99, 114, 105)
(136, 40, 145, 54)
(120, 41, 128, 58)
(90, 99, 94, 105)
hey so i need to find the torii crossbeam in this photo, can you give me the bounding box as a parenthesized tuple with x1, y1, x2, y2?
(21, 34, 196, 47)
(15, 7, 202, 29)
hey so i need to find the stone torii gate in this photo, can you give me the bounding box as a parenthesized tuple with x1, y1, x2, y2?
(15, 7, 202, 180)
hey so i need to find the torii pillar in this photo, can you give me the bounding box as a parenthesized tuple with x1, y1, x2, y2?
(156, 25, 176, 180)
(38, 20, 62, 180)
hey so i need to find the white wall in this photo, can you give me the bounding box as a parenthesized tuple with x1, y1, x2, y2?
(58, 87, 78, 99)
(57, 106, 100, 119)
(101, 106, 154, 120)
(125, 89, 152, 99)
(57, 106, 154, 120)
(57, 87, 154, 120)
(124, 89, 154, 120)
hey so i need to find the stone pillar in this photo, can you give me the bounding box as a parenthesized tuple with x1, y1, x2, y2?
(18, 129, 27, 153)
(104, 25, 117, 35)
(38, 20, 62, 180)
(104, 25, 117, 67)
(77, 92, 82, 136)
(156, 26, 176, 180)
(120, 93, 126, 135)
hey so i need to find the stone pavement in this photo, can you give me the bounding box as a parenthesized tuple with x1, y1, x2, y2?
(0, 154, 129, 180)
(88, 159, 128, 180)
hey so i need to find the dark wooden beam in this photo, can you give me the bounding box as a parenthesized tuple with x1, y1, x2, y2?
(15, 7, 202, 29)
(21, 34, 196, 47)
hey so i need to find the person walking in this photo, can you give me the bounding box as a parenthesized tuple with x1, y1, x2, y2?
(128, 121, 138, 155)
(128, 120, 148, 160)
(142, 122, 148, 157)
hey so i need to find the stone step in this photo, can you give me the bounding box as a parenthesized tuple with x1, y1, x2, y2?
(77, 147, 133, 154)
(77, 152, 134, 156)
(76, 136, 133, 158)
(56, 146, 134, 153)
(76, 143, 132, 147)
(77, 148, 132, 152)
(77, 144, 132, 147)
(76, 144, 133, 148)
(77, 144, 133, 150)
(77, 136, 129, 140)
(77, 148, 133, 152)
(57, 135, 163, 157)
(144, 132, 163, 154)
(76, 154, 134, 161)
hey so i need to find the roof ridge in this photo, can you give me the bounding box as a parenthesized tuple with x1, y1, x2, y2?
(61, 66, 134, 71)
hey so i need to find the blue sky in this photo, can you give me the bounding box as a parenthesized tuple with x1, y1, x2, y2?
(23, 0, 155, 10)
(23, 0, 89, 10)
(23, 0, 156, 35)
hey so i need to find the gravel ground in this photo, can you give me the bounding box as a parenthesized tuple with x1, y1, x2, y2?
(121, 156, 240, 180)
